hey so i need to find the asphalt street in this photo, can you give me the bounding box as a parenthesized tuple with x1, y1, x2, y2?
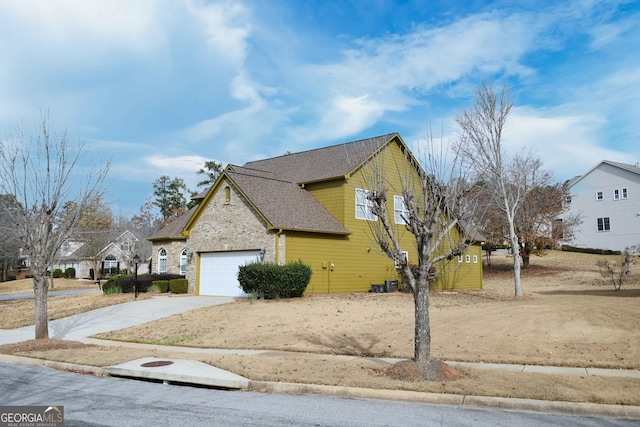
(2, 362, 635, 427)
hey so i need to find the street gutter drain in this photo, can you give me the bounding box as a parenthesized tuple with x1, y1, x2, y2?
(141, 360, 174, 368)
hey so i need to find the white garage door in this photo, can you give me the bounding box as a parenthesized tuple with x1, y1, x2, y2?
(199, 251, 261, 296)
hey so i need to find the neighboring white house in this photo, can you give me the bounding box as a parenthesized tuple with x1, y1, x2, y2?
(51, 230, 150, 279)
(565, 160, 640, 251)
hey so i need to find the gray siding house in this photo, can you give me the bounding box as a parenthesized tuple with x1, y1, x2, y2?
(565, 160, 640, 251)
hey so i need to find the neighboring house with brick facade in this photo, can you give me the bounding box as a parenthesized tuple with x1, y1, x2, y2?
(148, 133, 483, 296)
(564, 160, 640, 251)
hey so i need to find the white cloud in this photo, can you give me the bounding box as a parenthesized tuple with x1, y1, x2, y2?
(145, 154, 208, 171)
(504, 106, 634, 180)
(185, 0, 251, 66)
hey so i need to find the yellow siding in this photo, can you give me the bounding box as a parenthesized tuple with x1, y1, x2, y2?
(286, 139, 482, 293)
(304, 179, 346, 224)
(285, 232, 401, 293)
(438, 244, 483, 290)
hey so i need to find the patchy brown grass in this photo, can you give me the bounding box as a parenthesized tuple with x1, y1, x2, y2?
(2, 250, 639, 404)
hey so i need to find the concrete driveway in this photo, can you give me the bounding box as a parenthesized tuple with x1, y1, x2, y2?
(0, 295, 235, 345)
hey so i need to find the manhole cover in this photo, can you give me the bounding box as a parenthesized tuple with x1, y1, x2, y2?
(141, 360, 174, 368)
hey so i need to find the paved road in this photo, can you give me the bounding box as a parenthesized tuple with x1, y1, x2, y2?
(2, 362, 635, 427)
(0, 288, 99, 301)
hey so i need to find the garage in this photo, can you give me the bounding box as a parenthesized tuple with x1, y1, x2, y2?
(198, 251, 262, 296)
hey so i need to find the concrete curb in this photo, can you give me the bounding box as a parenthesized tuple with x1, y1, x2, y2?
(2, 354, 639, 420)
(249, 380, 640, 420)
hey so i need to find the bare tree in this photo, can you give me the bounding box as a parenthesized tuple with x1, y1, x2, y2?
(455, 81, 537, 297)
(360, 133, 478, 371)
(515, 181, 581, 266)
(596, 245, 639, 291)
(0, 114, 109, 339)
(0, 194, 22, 281)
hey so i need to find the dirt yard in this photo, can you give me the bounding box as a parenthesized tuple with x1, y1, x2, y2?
(2, 250, 640, 404)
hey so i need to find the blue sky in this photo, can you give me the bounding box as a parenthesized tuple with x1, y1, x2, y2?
(1, 0, 638, 216)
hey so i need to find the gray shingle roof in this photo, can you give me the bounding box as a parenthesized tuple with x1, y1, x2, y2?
(148, 206, 196, 240)
(148, 133, 400, 239)
(227, 166, 349, 234)
(243, 133, 398, 183)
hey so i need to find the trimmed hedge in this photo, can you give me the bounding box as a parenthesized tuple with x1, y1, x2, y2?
(561, 244, 622, 256)
(170, 279, 188, 294)
(151, 280, 170, 293)
(238, 260, 312, 299)
(103, 273, 185, 294)
(52, 268, 64, 278)
(64, 268, 76, 279)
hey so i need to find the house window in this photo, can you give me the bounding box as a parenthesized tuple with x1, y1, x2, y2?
(622, 188, 628, 199)
(613, 189, 620, 200)
(158, 248, 167, 273)
(394, 251, 409, 268)
(355, 188, 376, 221)
(458, 255, 463, 263)
(103, 255, 118, 275)
(180, 249, 187, 275)
(473, 255, 478, 263)
(394, 195, 409, 224)
(595, 191, 603, 201)
(596, 217, 611, 232)
(224, 186, 231, 204)
(465, 255, 471, 263)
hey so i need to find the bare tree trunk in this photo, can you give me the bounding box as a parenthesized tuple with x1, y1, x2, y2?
(33, 275, 49, 339)
(508, 221, 523, 297)
(413, 284, 431, 364)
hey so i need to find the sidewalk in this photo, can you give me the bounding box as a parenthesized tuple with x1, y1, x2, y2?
(1, 295, 639, 420)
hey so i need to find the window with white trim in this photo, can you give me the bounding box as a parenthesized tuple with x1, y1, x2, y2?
(355, 188, 376, 221)
(180, 249, 187, 275)
(465, 255, 471, 263)
(458, 255, 463, 263)
(103, 255, 118, 275)
(158, 248, 167, 273)
(622, 188, 628, 199)
(394, 195, 409, 224)
(595, 191, 603, 201)
(596, 217, 611, 232)
(473, 255, 478, 263)
(614, 189, 620, 200)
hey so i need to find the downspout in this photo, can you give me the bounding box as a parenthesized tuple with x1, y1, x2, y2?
(275, 229, 283, 265)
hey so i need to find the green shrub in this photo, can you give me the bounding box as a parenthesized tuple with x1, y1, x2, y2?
(116, 273, 184, 293)
(169, 278, 188, 294)
(152, 280, 170, 293)
(101, 279, 122, 294)
(561, 244, 622, 256)
(52, 268, 64, 278)
(238, 260, 312, 299)
(64, 268, 76, 279)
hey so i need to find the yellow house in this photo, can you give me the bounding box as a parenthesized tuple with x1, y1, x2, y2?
(149, 133, 482, 296)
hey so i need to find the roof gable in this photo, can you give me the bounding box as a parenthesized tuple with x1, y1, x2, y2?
(568, 160, 640, 188)
(171, 133, 414, 238)
(226, 167, 349, 234)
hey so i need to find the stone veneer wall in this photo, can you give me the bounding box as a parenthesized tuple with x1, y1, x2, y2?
(154, 240, 187, 275)
(186, 179, 276, 293)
